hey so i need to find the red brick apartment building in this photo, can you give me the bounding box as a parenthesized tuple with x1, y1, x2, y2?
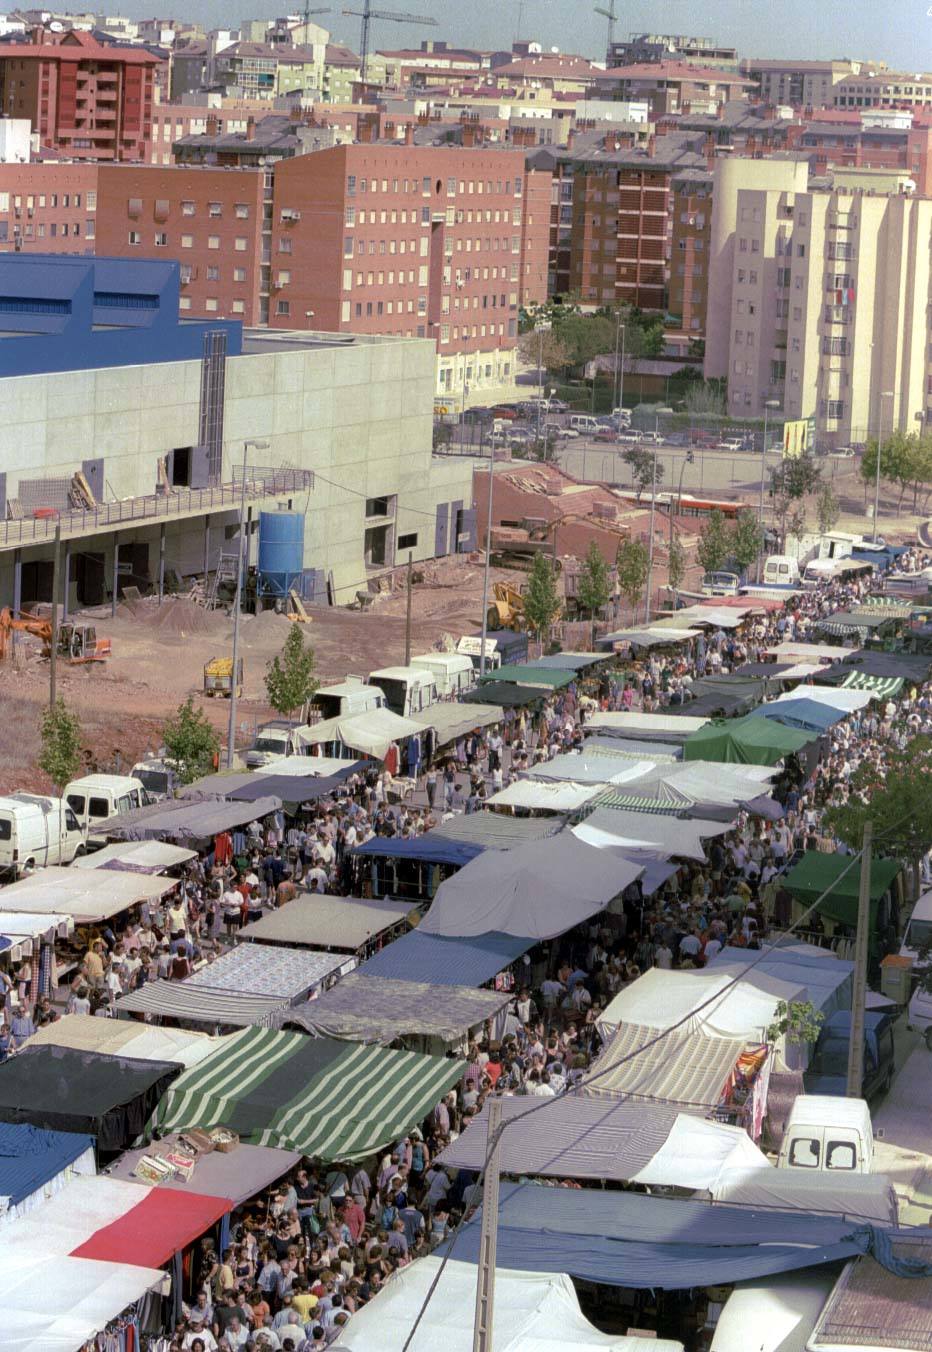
(0, 28, 161, 161)
(0, 161, 98, 252)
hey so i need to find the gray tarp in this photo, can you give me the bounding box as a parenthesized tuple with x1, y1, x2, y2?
(418, 835, 644, 939)
(273, 973, 511, 1045)
(409, 703, 501, 745)
(240, 896, 413, 951)
(105, 1136, 301, 1206)
(0, 866, 176, 923)
(430, 813, 562, 850)
(181, 943, 347, 998)
(573, 807, 731, 861)
(114, 982, 292, 1028)
(106, 796, 282, 842)
(582, 1021, 744, 1110)
(71, 841, 197, 872)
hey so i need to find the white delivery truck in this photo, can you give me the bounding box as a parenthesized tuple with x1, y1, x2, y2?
(245, 720, 307, 769)
(899, 888, 932, 970)
(0, 793, 86, 876)
(308, 679, 386, 721)
(367, 666, 437, 717)
(64, 773, 148, 845)
(763, 555, 802, 587)
(410, 653, 476, 698)
(777, 1095, 874, 1175)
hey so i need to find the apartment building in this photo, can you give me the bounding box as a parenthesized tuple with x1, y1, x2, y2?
(535, 131, 706, 309)
(0, 161, 98, 252)
(609, 34, 739, 70)
(798, 111, 932, 196)
(596, 62, 755, 118)
(705, 154, 932, 445)
(834, 72, 932, 110)
(211, 41, 325, 100)
(323, 44, 361, 102)
(93, 164, 266, 324)
(668, 167, 712, 335)
(744, 59, 863, 110)
(270, 141, 549, 393)
(0, 28, 162, 161)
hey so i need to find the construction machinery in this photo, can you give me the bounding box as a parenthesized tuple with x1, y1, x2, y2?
(486, 581, 527, 631)
(203, 656, 244, 699)
(0, 608, 111, 663)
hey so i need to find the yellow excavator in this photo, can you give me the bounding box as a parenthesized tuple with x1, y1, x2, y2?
(486, 581, 526, 631)
(0, 608, 111, 663)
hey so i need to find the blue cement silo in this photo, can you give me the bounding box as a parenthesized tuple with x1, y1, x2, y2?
(257, 509, 304, 598)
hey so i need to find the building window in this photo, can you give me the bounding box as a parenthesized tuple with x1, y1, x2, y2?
(235, 203, 249, 218)
(208, 202, 222, 217)
(181, 234, 193, 248)
(205, 299, 218, 312)
(179, 296, 192, 310)
(180, 264, 193, 283)
(181, 200, 195, 215)
(826, 399, 845, 419)
(234, 237, 248, 251)
(85, 220, 95, 240)
(154, 232, 168, 247)
(397, 532, 418, 551)
(345, 206, 356, 226)
(207, 235, 220, 250)
(279, 237, 292, 253)
(128, 197, 142, 217)
(207, 266, 219, 281)
(276, 299, 290, 316)
(128, 230, 141, 245)
(277, 270, 290, 286)
(232, 299, 245, 313)
(86, 191, 96, 210)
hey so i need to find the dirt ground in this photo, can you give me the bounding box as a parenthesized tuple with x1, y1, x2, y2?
(0, 555, 518, 794)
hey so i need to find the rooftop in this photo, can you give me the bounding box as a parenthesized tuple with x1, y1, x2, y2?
(603, 61, 756, 85)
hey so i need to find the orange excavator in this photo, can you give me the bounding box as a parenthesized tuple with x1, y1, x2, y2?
(0, 607, 112, 664)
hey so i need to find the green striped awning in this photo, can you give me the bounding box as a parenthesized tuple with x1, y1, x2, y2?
(590, 784, 688, 814)
(145, 1026, 464, 1163)
(840, 671, 904, 698)
(858, 598, 913, 615)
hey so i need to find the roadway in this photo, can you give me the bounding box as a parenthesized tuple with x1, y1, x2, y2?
(555, 440, 784, 498)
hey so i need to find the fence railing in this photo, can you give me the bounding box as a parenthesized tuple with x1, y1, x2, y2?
(0, 467, 314, 551)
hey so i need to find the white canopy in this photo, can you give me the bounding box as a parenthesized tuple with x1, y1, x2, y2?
(0, 910, 74, 958)
(331, 1257, 683, 1352)
(768, 642, 851, 663)
(771, 686, 871, 713)
(586, 712, 708, 738)
(0, 866, 175, 923)
(27, 1014, 216, 1069)
(572, 810, 731, 862)
(598, 967, 806, 1043)
(630, 1114, 768, 1191)
(71, 840, 197, 871)
(6, 1249, 163, 1352)
(529, 756, 658, 787)
(297, 707, 422, 759)
(710, 1272, 837, 1352)
(658, 761, 777, 806)
(710, 1167, 898, 1225)
(255, 755, 356, 778)
(486, 780, 601, 812)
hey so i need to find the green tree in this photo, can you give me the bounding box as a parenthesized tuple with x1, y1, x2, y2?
(697, 509, 731, 575)
(770, 451, 822, 540)
(766, 999, 825, 1046)
(616, 535, 649, 613)
(825, 735, 932, 902)
(622, 446, 665, 501)
(265, 624, 319, 717)
(816, 483, 840, 534)
(517, 327, 571, 375)
(552, 313, 616, 368)
(682, 380, 726, 418)
(161, 696, 220, 785)
(522, 554, 562, 651)
(786, 506, 808, 550)
(729, 509, 763, 575)
(667, 532, 687, 602)
(576, 541, 611, 641)
(38, 697, 82, 791)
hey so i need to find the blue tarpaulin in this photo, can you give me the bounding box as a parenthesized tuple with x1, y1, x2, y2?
(444, 1182, 873, 1289)
(351, 835, 483, 868)
(230, 762, 364, 804)
(752, 698, 843, 734)
(358, 928, 532, 987)
(0, 1122, 94, 1207)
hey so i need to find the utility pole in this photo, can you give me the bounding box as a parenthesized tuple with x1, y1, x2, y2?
(226, 445, 251, 770)
(478, 436, 496, 678)
(873, 392, 894, 542)
(49, 520, 61, 711)
(404, 550, 413, 665)
(846, 825, 873, 1097)
(757, 400, 780, 581)
(472, 1098, 503, 1352)
(644, 445, 657, 623)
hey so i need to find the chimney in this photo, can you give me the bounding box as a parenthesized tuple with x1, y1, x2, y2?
(246, 116, 256, 141)
(462, 122, 476, 147)
(404, 122, 415, 146)
(647, 133, 656, 156)
(566, 127, 576, 151)
(206, 114, 219, 137)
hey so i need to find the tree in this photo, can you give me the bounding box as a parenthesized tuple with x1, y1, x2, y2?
(667, 532, 686, 602)
(697, 509, 731, 575)
(682, 380, 726, 418)
(161, 696, 220, 785)
(38, 698, 82, 791)
(576, 541, 611, 641)
(766, 999, 824, 1047)
(522, 553, 562, 651)
(770, 451, 822, 540)
(552, 312, 616, 369)
(517, 327, 571, 376)
(265, 624, 319, 717)
(616, 535, 649, 613)
(729, 509, 763, 576)
(622, 446, 665, 501)
(816, 483, 840, 535)
(786, 506, 809, 551)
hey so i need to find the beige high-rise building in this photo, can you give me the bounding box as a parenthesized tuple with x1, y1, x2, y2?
(705, 155, 932, 446)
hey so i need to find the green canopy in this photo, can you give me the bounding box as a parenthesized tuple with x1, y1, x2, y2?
(783, 851, 902, 929)
(840, 671, 904, 698)
(145, 1026, 464, 1163)
(683, 714, 815, 766)
(478, 664, 573, 690)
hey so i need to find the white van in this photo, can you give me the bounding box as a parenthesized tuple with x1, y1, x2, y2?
(899, 888, 932, 970)
(907, 984, 932, 1048)
(802, 558, 843, 588)
(777, 1095, 873, 1175)
(368, 665, 437, 717)
(763, 555, 802, 587)
(246, 720, 306, 769)
(711, 1271, 837, 1352)
(410, 653, 476, 698)
(309, 679, 386, 722)
(64, 773, 147, 844)
(568, 414, 600, 435)
(0, 794, 85, 876)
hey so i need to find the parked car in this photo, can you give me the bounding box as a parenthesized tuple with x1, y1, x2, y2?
(463, 407, 493, 425)
(717, 436, 749, 452)
(489, 405, 520, 421)
(701, 571, 741, 597)
(665, 432, 690, 446)
(804, 1010, 895, 1101)
(830, 445, 857, 458)
(594, 427, 619, 443)
(617, 430, 643, 445)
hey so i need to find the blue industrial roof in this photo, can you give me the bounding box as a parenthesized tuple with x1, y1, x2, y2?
(357, 928, 532, 986)
(444, 1181, 873, 1289)
(0, 1122, 94, 1207)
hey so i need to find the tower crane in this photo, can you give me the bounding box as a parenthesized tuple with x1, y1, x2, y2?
(342, 1, 437, 83)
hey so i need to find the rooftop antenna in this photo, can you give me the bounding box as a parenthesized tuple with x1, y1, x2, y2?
(594, 0, 617, 60)
(341, 0, 437, 82)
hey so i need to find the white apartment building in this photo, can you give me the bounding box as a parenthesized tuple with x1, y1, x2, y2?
(706, 156, 932, 446)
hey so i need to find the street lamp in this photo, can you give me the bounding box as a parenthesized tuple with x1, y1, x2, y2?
(669, 448, 694, 607)
(644, 409, 673, 624)
(535, 320, 551, 444)
(226, 437, 270, 769)
(873, 391, 895, 542)
(757, 400, 781, 581)
(478, 428, 498, 678)
(613, 314, 626, 413)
